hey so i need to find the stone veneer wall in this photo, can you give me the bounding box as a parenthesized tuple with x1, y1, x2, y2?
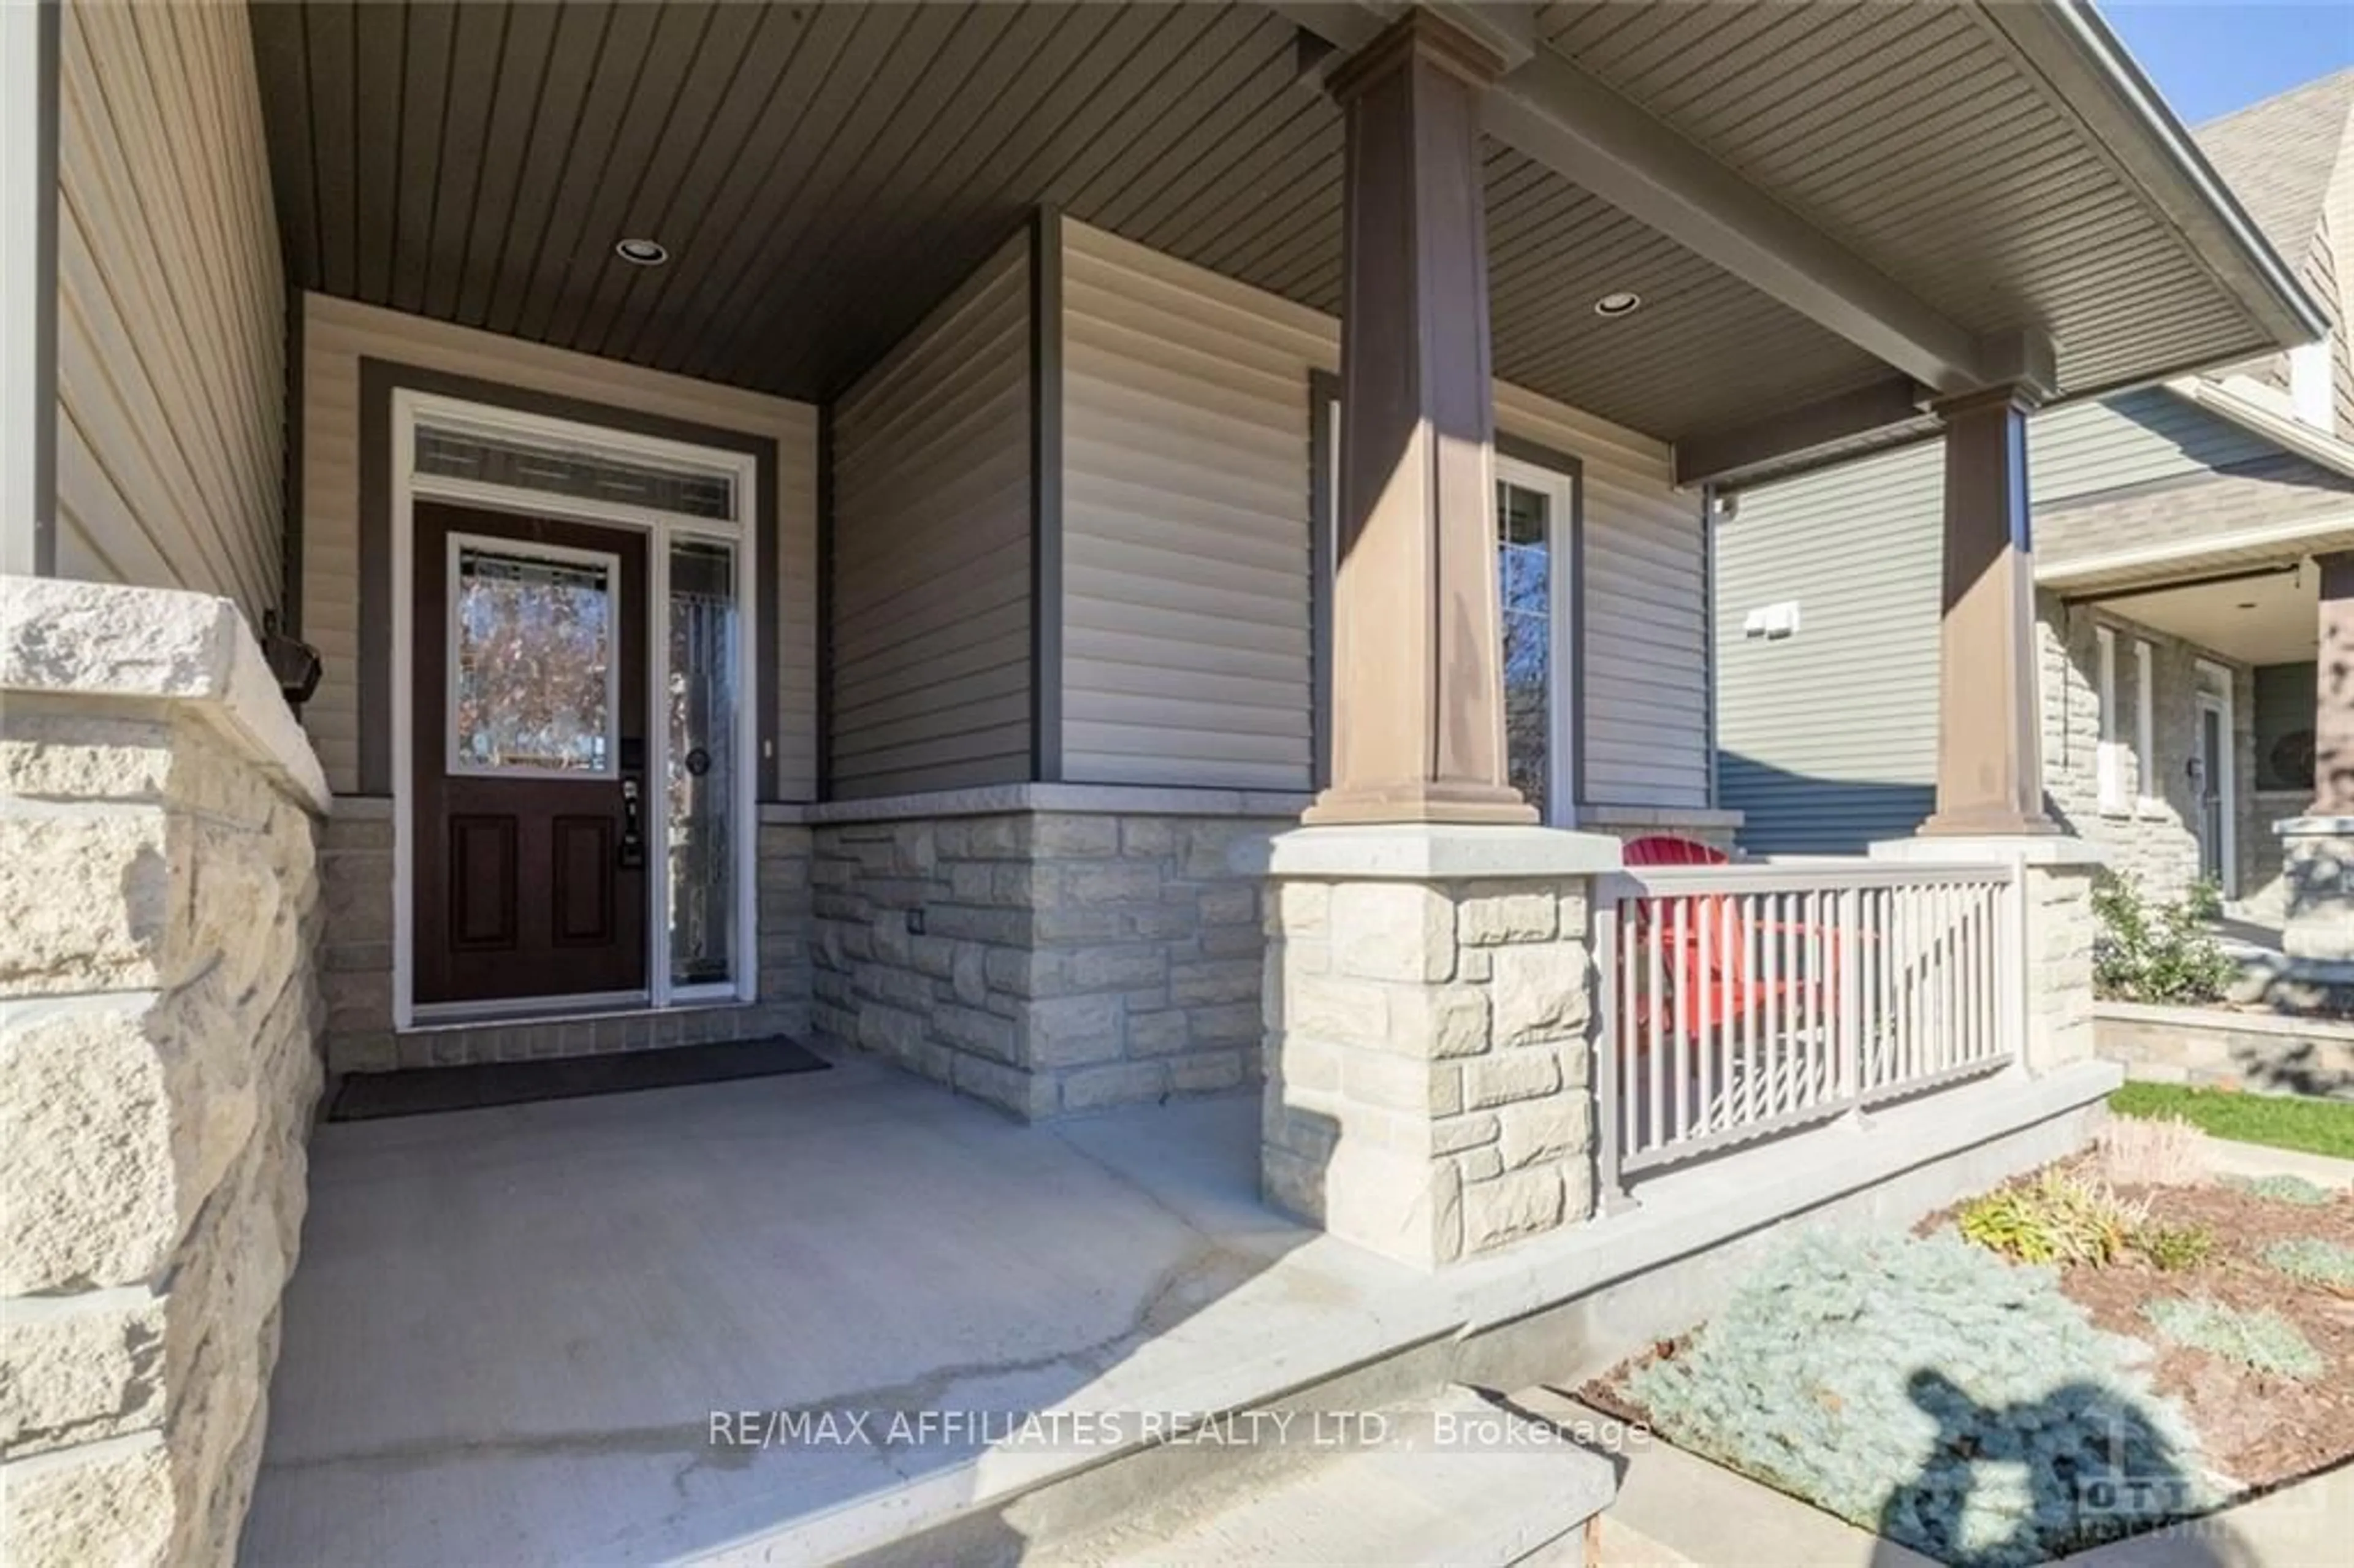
(2037, 594, 2253, 904)
(1, 580, 329, 1567)
(812, 809, 1290, 1119)
(315, 805, 811, 1075)
(1261, 868, 1600, 1270)
(2021, 862, 2099, 1073)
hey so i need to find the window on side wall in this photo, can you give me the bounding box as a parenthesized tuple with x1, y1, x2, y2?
(2095, 625, 2128, 815)
(2134, 639, 2162, 816)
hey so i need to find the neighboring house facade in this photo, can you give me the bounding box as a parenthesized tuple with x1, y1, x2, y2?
(1718, 69, 2354, 915)
(0, 4, 2329, 1564)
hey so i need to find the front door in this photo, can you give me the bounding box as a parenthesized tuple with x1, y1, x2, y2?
(413, 501, 649, 1006)
(2196, 699, 2226, 886)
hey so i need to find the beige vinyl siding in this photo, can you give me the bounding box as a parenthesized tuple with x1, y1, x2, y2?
(829, 235, 1032, 798)
(1715, 443, 1946, 853)
(1061, 226, 1320, 790)
(55, 0, 284, 626)
(299, 292, 818, 799)
(1498, 382, 1711, 809)
(1057, 220, 1709, 807)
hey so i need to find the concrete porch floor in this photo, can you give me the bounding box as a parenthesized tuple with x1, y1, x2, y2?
(241, 1051, 1412, 1567)
(243, 1045, 2120, 1566)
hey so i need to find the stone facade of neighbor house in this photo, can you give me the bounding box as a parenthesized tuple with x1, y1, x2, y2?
(0, 581, 327, 1568)
(811, 799, 1295, 1120)
(2036, 593, 2255, 905)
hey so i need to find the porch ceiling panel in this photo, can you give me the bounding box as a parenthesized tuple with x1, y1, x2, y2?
(245, 0, 1899, 441)
(1537, 0, 2286, 400)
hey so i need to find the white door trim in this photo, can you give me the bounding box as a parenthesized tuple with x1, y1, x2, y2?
(390, 390, 762, 1030)
(2193, 659, 2237, 896)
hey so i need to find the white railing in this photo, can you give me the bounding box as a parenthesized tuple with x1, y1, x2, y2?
(1593, 859, 2024, 1198)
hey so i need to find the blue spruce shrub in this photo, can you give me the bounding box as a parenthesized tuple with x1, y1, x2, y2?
(1625, 1230, 2212, 1566)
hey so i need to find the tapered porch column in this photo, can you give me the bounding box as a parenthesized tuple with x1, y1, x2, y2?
(1920, 387, 2059, 838)
(1305, 12, 1534, 828)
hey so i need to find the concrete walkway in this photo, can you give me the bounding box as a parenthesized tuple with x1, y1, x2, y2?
(242, 1054, 1405, 1566)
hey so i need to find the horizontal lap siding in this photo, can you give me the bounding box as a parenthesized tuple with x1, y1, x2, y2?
(299, 293, 818, 798)
(1061, 231, 1322, 790)
(1056, 221, 1707, 810)
(1495, 384, 1708, 810)
(829, 236, 1032, 798)
(1714, 442, 1945, 853)
(55, 0, 284, 626)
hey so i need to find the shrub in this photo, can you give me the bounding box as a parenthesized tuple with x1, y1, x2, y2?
(1625, 1230, 2209, 1566)
(2142, 1297, 2323, 1380)
(2133, 1224, 2217, 1272)
(2261, 1237, 2354, 1288)
(2092, 1114, 2211, 1188)
(2225, 1173, 2337, 1206)
(1956, 1170, 2147, 1267)
(2090, 874, 2234, 1005)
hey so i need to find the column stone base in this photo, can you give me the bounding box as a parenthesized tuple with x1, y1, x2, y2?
(1872, 834, 2106, 1073)
(1259, 824, 1619, 1270)
(2279, 817, 2354, 962)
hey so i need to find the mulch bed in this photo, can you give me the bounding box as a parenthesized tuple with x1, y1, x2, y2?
(2029, 1170, 2354, 1491)
(1579, 1160, 2354, 1540)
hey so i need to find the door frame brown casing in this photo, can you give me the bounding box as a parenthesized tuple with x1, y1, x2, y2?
(383, 386, 766, 1029)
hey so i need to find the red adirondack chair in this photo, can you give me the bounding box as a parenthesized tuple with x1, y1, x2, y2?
(1623, 836, 1819, 1043)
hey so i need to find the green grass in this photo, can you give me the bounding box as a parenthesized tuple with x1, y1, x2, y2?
(2109, 1083, 2354, 1162)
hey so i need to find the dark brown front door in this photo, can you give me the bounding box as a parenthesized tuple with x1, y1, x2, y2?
(413, 501, 649, 1005)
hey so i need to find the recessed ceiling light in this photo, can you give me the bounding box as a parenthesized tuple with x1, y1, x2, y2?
(615, 238, 669, 267)
(1594, 291, 1642, 318)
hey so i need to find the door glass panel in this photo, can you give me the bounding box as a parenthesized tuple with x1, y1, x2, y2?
(450, 544, 617, 775)
(1498, 479, 1552, 820)
(668, 540, 739, 988)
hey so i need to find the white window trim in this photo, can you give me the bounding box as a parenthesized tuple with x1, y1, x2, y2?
(2094, 625, 2128, 816)
(2132, 637, 2164, 818)
(390, 390, 761, 1030)
(1496, 452, 1579, 828)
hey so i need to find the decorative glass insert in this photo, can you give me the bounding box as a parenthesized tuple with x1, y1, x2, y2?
(450, 544, 617, 774)
(667, 539, 739, 987)
(1498, 479, 1552, 821)
(417, 425, 736, 520)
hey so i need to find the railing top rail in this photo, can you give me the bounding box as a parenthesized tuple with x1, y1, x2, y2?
(1601, 861, 2016, 898)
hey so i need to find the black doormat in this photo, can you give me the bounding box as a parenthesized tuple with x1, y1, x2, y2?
(327, 1036, 829, 1122)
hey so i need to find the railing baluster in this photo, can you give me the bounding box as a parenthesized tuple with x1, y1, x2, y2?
(1645, 899, 1664, 1155)
(1697, 890, 1716, 1133)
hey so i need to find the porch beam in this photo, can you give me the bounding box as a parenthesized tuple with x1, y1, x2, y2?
(1305, 9, 1534, 827)
(1919, 385, 2059, 839)
(1, 0, 57, 576)
(1270, 2, 1994, 396)
(1674, 376, 1931, 489)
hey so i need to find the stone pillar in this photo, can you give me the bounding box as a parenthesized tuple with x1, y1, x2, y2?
(1871, 835, 2103, 1075)
(1259, 826, 1620, 1269)
(2280, 552, 2354, 965)
(1305, 12, 1533, 829)
(1, 579, 329, 1567)
(1921, 386, 2058, 838)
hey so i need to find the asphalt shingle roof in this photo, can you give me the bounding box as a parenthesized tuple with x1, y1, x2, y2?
(2193, 67, 2354, 272)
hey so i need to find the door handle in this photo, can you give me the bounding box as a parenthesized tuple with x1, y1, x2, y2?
(619, 777, 646, 869)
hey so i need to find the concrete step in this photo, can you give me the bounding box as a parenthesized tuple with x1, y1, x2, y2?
(1034, 1389, 1615, 1567)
